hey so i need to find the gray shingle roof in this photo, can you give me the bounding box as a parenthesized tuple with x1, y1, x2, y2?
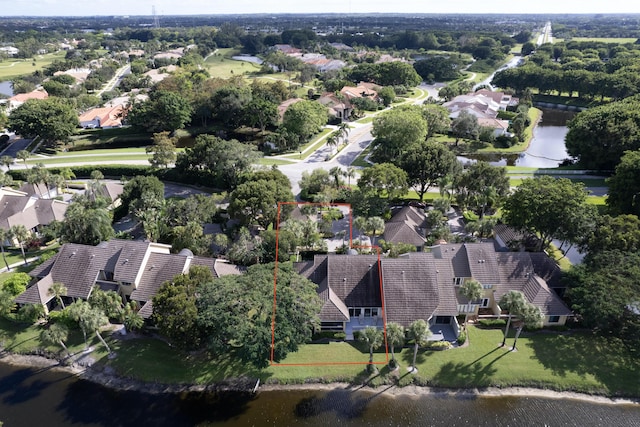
(464, 243, 501, 284)
(105, 240, 153, 284)
(382, 256, 439, 327)
(326, 254, 381, 307)
(15, 274, 54, 305)
(383, 206, 427, 247)
(130, 252, 187, 303)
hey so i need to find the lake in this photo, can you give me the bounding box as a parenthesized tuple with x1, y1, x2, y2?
(0, 80, 13, 97)
(1, 362, 639, 426)
(462, 108, 576, 168)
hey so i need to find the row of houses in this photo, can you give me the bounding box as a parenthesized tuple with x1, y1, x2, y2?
(16, 239, 243, 318)
(297, 241, 570, 340)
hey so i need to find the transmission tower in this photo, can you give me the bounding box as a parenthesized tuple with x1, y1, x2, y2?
(152, 5, 160, 29)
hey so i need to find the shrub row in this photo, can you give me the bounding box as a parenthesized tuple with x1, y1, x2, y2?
(478, 318, 507, 328)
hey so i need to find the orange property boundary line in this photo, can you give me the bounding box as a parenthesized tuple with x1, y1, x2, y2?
(270, 201, 390, 367)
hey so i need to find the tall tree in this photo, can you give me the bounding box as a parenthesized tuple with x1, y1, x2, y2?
(16, 150, 30, 169)
(371, 105, 428, 163)
(127, 90, 193, 132)
(407, 319, 432, 373)
(0, 228, 11, 271)
(499, 290, 527, 348)
(357, 163, 409, 201)
(399, 140, 460, 201)
(60, 194, 114, 245)
(386, 322, 405, 369)
(67, 300, 110, 352)
(197, 262, 322, 368)
(606, 150, 640, 216)
(502, 177, 597, 252)
(9, 225, 29, 265)
(175, 135, 260, 190)
(421, 104, 452, 138)
(40, 323, 70, 357)
(566, 96, 640, 170)
(8, 98, 79, 145)
(147, 131, 177, 169)
(281, 100, 328, 145)
(48, 282, 68, 310)
(510, 303, 544, 351)
(0, 155, 14, 171)
(359, 326, 384, 373)
(450, 110, 480, 144)
(459, 279, 483, 329)
(152, 266, 213, 349)
(455, 162, 509, 217)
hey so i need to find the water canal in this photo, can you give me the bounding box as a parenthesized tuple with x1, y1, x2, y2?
(1, 362, 639, 426)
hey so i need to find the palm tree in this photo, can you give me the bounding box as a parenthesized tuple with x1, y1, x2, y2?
(88, 170, 104, 198)
(459, 279, 483, 329)
(329, 166, 344, 189)
(51, 174, 65, 196)
(59, 167, 76, 191)
(338, 122, 350, 143)
(0, 228, 11, 271)
(407, 319, 432, 373)
(365, 216, 386, 246)
(499, 290, 527, 347)
(345, 166, 357, 186)
(48, 282, 68, 309)
(386, 322, 405, 369)
(326, 133, 339, 155)
(40, 323, 70, 357)
(9, 225, 29, 265)
(0, 155, 14, 171)
(26, 168, 43, 198)
(358, 326, 384, 373)
(511, 303, 544, 351)
(68, 300, 111, 353)
(16, 150, 30, 169)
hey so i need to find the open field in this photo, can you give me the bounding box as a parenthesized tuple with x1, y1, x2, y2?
(562, 37, 638, 44)
(204, 48, 261, 79)
(0, 51, 67, 80)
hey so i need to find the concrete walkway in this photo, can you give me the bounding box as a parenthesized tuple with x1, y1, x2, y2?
(0, 256, 41, 273)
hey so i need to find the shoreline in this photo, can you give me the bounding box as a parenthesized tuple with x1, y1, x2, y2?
(2, 352, 639, 406)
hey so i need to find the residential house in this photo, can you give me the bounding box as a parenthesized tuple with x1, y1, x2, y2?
(382, 206, 427, 251)
(15, 239, 243, 316)
(340, 83, 379, 103)
(297, 242, 571, 340)
(78, 105, 127, 129)
(443, 89, 520, 136)
(6, 90, 48, 113)
(277, 98, 303, 120)
(0, 187, 68, 235)
(318, 92, 353, 121)
(0, 46, 19, 56)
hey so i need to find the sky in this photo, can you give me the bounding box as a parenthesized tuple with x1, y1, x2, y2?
(2, 0, 640, 17)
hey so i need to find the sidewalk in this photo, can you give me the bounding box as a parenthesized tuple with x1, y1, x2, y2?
(0, 256, 40, 273)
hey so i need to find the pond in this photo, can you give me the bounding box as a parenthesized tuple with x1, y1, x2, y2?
(0, 80, 13, 97)
(1, 362, 639, 426)
(462, 108, 577, 168)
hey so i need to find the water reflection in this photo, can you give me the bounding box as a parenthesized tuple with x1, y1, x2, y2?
(1, 362, 639, 426)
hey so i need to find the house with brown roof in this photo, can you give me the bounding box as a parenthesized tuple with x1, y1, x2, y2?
(318, 92, 353, 121)
(16, 239, 243, 317)
(340, 83, 379, 103)
(297, 242, 571, 340)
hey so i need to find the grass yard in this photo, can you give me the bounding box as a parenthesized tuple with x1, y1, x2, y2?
(1, 319, 638, 397)
(204, 48, 262, 79)
(569, 37, 638, 44)
(102, 327, 640, 396)
(258, 157, 295, 166)
(26, 154, 152, 165)
(280, 128, 332, 160)
(0, 51, 67, 80)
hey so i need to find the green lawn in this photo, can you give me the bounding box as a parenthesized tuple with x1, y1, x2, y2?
(27, 154, 152, 165)
(569, 37, 638, 44)
(280, 128, 333, 160)
(0, 51, 67, 80)
(204, 48, 262, 79)
(1, 318, 637, 396)
(258, 157, 295, 166)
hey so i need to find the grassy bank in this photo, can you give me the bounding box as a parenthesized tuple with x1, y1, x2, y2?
(3, 319, 636, 397)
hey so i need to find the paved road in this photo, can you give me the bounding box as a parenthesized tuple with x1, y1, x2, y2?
(0, 136, 33, 158)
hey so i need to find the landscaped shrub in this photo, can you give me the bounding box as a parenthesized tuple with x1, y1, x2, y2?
(426, 341, 452, 350)
(457, 330, 467, 345)
(333, 332, 346, 340)
(479, 319, 507, 328)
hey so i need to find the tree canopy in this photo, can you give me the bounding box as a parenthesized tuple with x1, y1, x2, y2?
(127, 90, 193, 132)
(357, 163, 409, 201)
(455, 162, 509, 217)
(399, 140, 460, 201)
(606, 150, 640, 216)
(502, 177, 597, 252)
(565, 96, 640, 171)
(197, 262, 321, 368)
(8, 98, 78, 144)
(281, 100, 328, 145)
(371, 105, 428, 163)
